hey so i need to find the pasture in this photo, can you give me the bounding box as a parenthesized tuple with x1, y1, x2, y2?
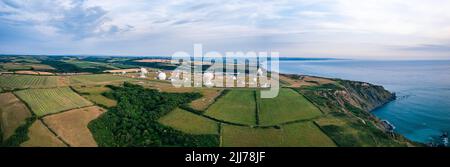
(281, 122, 336, 147)
(204, 90, 257, 125)
(20, 120, 67, 147)
(0, 93, 32, 140)
(221, 125, 283, 147)
(14, 88, 93, 116)
(258, 88, 322, 126)
(0, 75, 59, 89)
(158, 108, 218, 135)
(73, 86, 117, 107)
(43, 106, 105, 147)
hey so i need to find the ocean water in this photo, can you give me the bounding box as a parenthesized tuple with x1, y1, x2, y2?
(277, 60, 450, 143)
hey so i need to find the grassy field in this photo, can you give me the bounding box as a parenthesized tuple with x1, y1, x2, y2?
(258, 88, 322, 125)
(20, 120, 66, 147)
(204, 90, 256, 125)
(69, 74, 133, 85)
(281, 122, 336, 147)
(0, 63, 32, 71)
(314, 113, 405, 147)
(15, 88, 93, 116)
(189, 89, 223, 111)
(43, 106, 105, 147)
(221, 125, 283, 147)
(0, 75, 59, 89)
(0, 93, 32, 140)
(72, 86, 117, 107)
(159, 108, 218, 135)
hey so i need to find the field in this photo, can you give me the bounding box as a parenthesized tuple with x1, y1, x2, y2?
(0, 75, 59, 89)
(221, 125, 283, 147)
(258, 88, 322, 125)
(20, 120, 67, 147)
(69, 74, 133, 85)
(189, 89, 223, 111)
(281, 122, 336, 147)
(15, 88, 93, 116)
(158, 108, 218, 135)
(43, 106, 105, 147)
(204, 90, 256, 125)
(0, 93, 32, 140)
(220, 122, 336, 147)
(73, 86, 117, 107)
(0, 63, 32, 71)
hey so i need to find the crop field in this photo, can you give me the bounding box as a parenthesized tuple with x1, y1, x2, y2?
(0, 93, 32, 140)
(69, 74, 133, 85)
(73, 86, 117, 107)
(281, 122, 336, 147)
(20, 120, 67, 147)
(158, 108, 218, 135)
(0, 75, 59, 89)
(258, 88, 322, 125)
(0, 63, 32, 70)
(15, 88, 93, 116)
(221, 125, 283, 147)
(43, 106, 105, 147)
(204, 90, 257, 125)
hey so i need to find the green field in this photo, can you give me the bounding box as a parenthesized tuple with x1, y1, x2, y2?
(221, 125, 283, 147)
(158, 108, 219, 135)
(281, 122, 336, 147)
(70, 74, 133, 85)
(14, 88, 93, 116)
(204, 90, 257, 125)
(72, 86, 117, 107)
(258, 88, 322, 125)
(0, 75, 58, 89)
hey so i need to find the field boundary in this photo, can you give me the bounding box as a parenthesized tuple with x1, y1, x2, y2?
(39, 118, 70, 147)
(312, 121, 340, 147)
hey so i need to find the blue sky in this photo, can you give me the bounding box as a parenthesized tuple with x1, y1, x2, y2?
(0, 0, 449, 59)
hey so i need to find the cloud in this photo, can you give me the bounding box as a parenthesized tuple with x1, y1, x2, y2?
(0, 0, 449, 59)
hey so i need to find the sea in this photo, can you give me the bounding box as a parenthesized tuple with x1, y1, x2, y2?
(277, 59, 450, 143)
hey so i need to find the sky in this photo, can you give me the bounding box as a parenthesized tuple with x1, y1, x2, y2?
(0, 0, 449, 59)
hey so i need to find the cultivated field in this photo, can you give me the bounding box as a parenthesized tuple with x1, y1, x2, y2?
(189, 89, 223, 111)
(73, 86, 117, 108)
(258, 88, 322, 125)
(21, 120, 67, 147)
(0, 75, 59, 89)
(0, 93, 32, 140)
(69, 74, 133, 85)
(205, 90, 257, 125)
(15, 88, 93, 116)
(159, 108, 218, 135)
(43, 106, 105, 147)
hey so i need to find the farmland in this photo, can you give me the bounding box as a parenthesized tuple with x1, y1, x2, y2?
(43, 106, 105, 147)
(258, 88, 323, 126)
(221, 125, 283, 147)
(20, 120, 67, 147)
(69, 74, 133, 85)
(205, 90, 257, 125)
(0, 93, 32, 140)
(159, 108, 219, 135)
(72, 86, 117, 108)
(0, 75, 59, 89)
(281, 122, 336, 147)
(15, 88, 93, 116)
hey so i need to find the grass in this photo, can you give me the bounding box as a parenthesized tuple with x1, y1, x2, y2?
(314, 112, 405, 147)
(72, 86, 117, 108)
(69, 74, 133, 85)
(0, 93, 32, 140)
(281, 122, 336, 147)
(204, 90, 257, 125)
(14, 87, 93, 116)
(258, 88, 322, 125)
(0, 75, 59, 89)
(189, 89, 223, 111)
(158, 108, 219, 135)
(221, 125, 283, 147)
